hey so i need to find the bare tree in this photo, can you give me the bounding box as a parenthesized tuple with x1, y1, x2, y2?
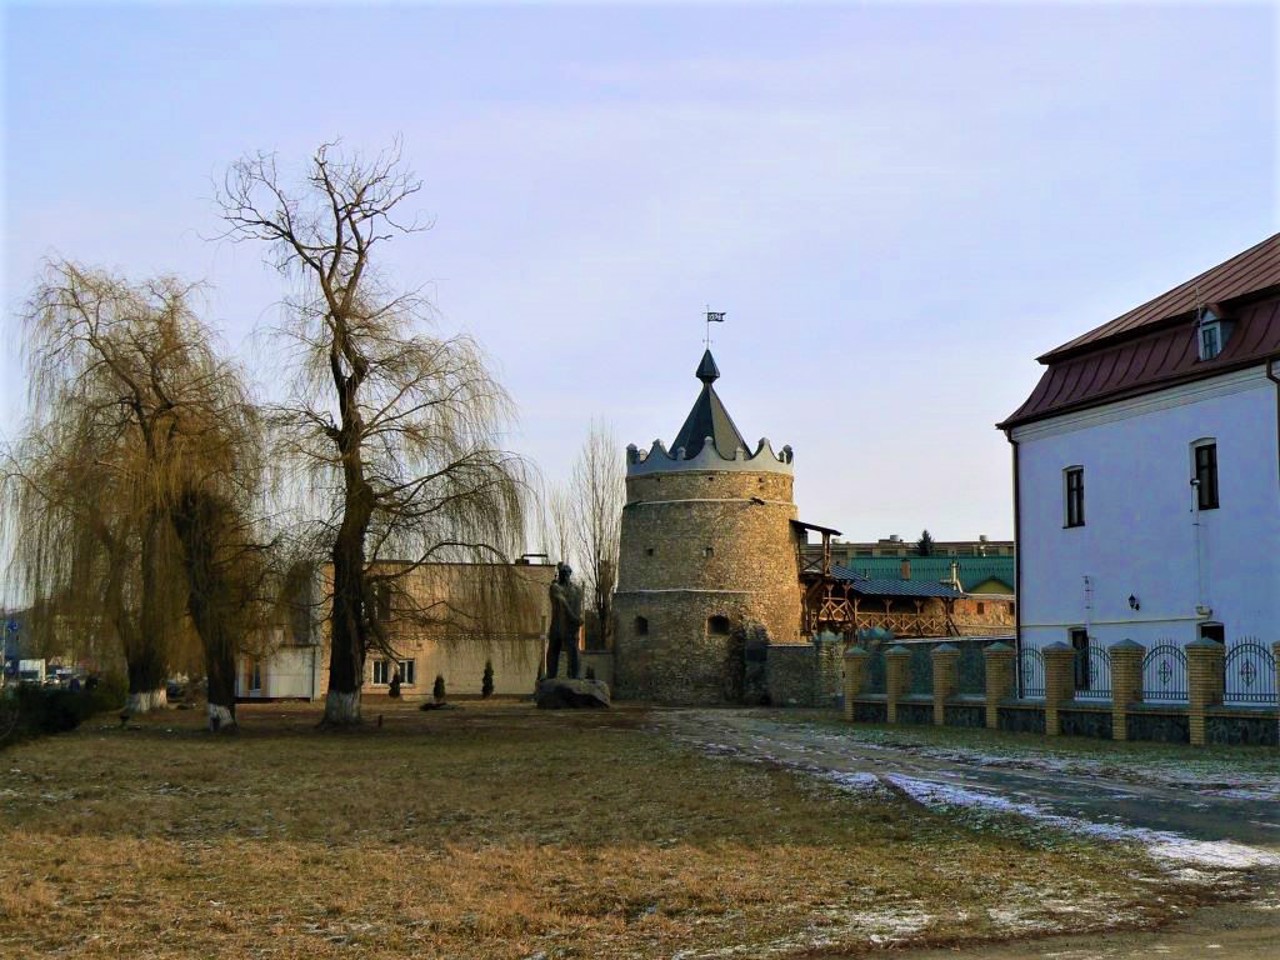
(219, 140, 528, 726)
(568, 421, 624, 650)
(2, 261, 266, 726)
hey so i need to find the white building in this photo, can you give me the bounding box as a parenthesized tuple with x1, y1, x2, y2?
(1000, 234, 1280, 698)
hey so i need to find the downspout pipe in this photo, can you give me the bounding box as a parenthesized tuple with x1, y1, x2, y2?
(1267, 356, 1280, 492)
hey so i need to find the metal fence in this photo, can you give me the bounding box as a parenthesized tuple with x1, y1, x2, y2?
(908, 645, 934, 695)
(1073, 644, 1112, 700)
(1018, 646, 1045, 700)
(1141, 641, 1188, 702)
(1224, 639, 1277, 706)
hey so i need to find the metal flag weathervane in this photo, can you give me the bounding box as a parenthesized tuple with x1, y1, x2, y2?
(704, 308, 725, 347)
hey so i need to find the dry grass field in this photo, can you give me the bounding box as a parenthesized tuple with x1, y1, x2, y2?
(0, 701, 1210, 959)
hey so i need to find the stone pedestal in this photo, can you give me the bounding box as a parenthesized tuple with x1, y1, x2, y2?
(984, 642, 1016, 730)
(534, 678, 611, 709)
(931, 644, 960, 726)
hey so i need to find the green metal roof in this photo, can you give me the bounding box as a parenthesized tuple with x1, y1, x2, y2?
(843, 556, 1014, 593)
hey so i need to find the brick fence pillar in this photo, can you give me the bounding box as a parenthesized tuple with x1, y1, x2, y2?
(931, 643, 960, 726)
(984, 642, 1016, 730)
(885, 645, 911, 725)
(843, 647, 868, 722)
(1109, 639, 1144, 742)
(1187, 638, 1225, 747)
(1042, 642, 1075, 737)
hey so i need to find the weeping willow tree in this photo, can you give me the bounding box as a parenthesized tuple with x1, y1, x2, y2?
(2, 261, 266, 726)
(219, 140, 529, 727)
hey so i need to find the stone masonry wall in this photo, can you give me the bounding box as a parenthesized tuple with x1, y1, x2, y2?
(615, 467, 803, 703)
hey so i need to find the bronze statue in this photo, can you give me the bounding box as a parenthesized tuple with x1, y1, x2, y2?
(546, 562, 583, 679)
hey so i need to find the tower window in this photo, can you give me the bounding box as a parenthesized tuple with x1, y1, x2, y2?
(634, 616, 649, 636)
(645, 547, 655, 557)
(703, 545, 714, 558)
(707, 615, 731, 636)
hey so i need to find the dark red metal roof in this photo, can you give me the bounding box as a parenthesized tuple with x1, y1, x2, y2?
(1001, 296, 1280, 429)
(1002, 234, 1280, 430)
(1042, 233, 1280, 362)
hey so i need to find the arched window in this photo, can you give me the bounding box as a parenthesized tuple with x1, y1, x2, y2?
(634, 616, 649, 636)
(707, 615, 731, 636)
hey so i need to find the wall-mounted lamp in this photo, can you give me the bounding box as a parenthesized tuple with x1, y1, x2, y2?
(1128, 594, 1140, 611)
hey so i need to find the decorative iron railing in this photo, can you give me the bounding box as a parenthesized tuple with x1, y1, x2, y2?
(1141, 641, 1188, 702)
(1073, 644, 1112, 700)
(1223, 639, 1277, 706)
(1018, 646, 1045, 700)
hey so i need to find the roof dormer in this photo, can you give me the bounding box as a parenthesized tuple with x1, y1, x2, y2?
(1196, 303, 1232, 362)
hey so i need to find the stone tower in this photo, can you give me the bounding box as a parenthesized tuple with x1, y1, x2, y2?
(613, 349, 803, 703)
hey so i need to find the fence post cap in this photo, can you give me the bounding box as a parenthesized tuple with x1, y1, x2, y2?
(1042, 641, 1072, 652)
(1109, 638, 1144, 651)
(932, 642, 959, 653)
(843, 646, 869, 659)
(985, 641, 1015, 653)
(1186, 637, 1222, 650)
(885, 644, 912, 655)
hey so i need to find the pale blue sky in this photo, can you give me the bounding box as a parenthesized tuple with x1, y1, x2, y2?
(3, 1, 1276, 546)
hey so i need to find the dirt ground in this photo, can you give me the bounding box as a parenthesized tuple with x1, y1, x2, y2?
(656, 709, 1280, 959)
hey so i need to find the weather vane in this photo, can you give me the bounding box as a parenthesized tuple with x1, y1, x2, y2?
(704, 307, 725, 347)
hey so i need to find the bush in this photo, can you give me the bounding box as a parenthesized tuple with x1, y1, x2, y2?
(433, 674, 446, 703)
(481, 660, 494, 698)
(6, 682, 121, 741)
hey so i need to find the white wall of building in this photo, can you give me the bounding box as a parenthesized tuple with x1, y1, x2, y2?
(1013, 367, 1279, 654)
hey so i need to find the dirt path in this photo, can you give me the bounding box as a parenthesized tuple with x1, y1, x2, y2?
(655, 709, 1280, 959)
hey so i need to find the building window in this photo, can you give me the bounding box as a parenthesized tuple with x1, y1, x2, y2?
(1069, 628, 1090, 691)
(1197, 308, 1233, 362)
(1193, 441, 1218, 510)
(372, 659, 391, 685)
(248, 660, 262, 692)
(634, 616, 649, 636)
(707, 615, 731, 636)
(976, 602, 986, 615)
(1064, 467, 1085, 528)
(1199, 622, 1225, 644)
(398, 659, 416, 685)
(372, 582, 392, 622)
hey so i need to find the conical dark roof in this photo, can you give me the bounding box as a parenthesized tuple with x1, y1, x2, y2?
(670, 350, 748, 460)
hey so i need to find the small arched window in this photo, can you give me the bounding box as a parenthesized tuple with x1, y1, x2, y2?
(634, 616, 649, 636)
(707, 615, 731, 636)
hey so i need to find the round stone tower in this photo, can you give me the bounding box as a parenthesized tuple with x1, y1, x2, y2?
(613, 349, 803, 703)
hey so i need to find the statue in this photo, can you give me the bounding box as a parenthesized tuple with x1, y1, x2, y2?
(546, 562, 583, 680)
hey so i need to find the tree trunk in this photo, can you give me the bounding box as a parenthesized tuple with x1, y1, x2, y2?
(323, 524, 367, 726)
(128, 513, 172, 712)
(127, 687, 168, 713)
(171, 491, 241, 734)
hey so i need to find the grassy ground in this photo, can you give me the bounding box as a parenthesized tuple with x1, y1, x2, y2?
(0, 701, 1215, 959)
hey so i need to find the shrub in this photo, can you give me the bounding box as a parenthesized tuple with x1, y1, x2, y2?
(433, 674, 446, 703)
(481, 660, 494, 698)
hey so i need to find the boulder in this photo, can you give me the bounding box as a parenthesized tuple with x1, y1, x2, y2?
(534, 678, 611, 709)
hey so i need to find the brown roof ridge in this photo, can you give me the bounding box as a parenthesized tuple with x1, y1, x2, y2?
(1039, 232, 1280, 363)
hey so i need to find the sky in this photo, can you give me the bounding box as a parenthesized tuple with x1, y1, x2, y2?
(2, 1, 1277, 549)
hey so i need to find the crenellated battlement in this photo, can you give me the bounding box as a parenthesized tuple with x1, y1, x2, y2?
(626, 436, 794, 476)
